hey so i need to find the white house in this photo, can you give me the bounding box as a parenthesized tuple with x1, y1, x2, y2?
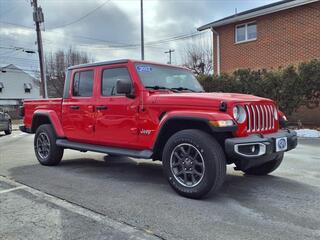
(0, 64, 41, 115)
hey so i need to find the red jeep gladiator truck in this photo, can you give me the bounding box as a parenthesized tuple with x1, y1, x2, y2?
(20, 59, 297, 199)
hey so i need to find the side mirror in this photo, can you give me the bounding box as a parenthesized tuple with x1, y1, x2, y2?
(116, 79, 134, 98)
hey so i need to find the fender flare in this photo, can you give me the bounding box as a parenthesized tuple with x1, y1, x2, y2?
(31, 110, 65, 137)
(152, 111, 237, 150)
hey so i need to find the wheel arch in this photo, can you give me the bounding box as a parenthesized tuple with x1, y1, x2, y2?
(31, 110, 65, 137)
(152, 116, 234, 161)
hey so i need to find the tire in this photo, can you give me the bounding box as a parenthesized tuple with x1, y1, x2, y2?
(244, 153, 284, 175)
(162, 129, 226, 199)
(4, 121, 12, 135)
(34, 124, 64, 166)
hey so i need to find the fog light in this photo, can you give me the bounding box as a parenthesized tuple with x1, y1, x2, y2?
(234, 143, 266, 157)
(251, 145, 255, 153)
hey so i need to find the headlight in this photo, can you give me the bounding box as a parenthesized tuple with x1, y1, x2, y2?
(274, 108, 278, 120)
(233, 105, 246, 123)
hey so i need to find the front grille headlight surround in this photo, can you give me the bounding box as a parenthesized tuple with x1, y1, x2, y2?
(233, 105, 246, 124)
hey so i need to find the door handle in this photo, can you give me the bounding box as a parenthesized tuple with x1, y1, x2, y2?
(70, 105, 80, 110)
(96, 105, 108, 111)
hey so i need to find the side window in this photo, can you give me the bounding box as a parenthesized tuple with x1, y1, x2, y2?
(24, 83, 32, 94)
(73, 70, 94, 97)
(236, 25, 246, 42)
(235, 22, 257, 43)
(102, 67, 132, 96)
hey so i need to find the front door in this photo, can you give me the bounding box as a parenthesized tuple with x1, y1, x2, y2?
(62, 69, 96, 143)
(94, 65, 139, 148)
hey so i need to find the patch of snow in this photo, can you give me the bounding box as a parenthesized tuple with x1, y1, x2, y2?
(295, 129, 320, 138)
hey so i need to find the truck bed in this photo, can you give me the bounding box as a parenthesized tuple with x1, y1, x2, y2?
(23, 98, 63, 129)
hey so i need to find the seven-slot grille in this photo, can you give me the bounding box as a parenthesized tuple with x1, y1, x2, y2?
(244, 104, 276, 132)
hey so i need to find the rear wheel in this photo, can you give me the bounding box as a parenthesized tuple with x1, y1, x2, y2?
(34, 124, 64, 166)
(4, 121, 12, 135)
(244, 153, 284, 175)
(162, 129, 226, 199)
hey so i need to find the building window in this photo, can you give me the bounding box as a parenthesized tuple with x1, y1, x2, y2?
(72, 70, 94, 97)
(24, 83, 32, 93)
(235, 22, 257, 43)
(0, 82, 3, 93)
(102, 67, 132, 96)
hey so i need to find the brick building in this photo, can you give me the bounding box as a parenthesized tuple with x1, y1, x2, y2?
(198, 0, 320, 75)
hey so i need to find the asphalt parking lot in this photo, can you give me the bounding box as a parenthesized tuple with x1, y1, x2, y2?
(0, 131, 320, 240)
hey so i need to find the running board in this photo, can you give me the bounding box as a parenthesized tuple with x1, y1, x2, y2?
(56, 139, 153, 159)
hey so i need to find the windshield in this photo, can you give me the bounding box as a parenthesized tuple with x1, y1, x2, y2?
(135, 64, 204, 92)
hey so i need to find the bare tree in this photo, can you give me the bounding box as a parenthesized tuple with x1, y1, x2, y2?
(46, 47, 92, 97)
(182, 40, 213, 76)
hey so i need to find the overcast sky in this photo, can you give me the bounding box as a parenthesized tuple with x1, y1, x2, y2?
(0, 0, 279, 74)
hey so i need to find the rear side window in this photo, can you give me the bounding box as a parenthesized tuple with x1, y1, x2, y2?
(102, 67, 132, 96)
(73, 70, 94, 97)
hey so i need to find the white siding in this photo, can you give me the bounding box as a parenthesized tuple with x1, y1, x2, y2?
(0, 64, 41, 104)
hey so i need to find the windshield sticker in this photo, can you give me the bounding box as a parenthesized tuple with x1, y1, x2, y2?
(136, 65, 152, 72)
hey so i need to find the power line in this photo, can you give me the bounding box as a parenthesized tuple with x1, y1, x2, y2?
(0, 0, 112, 31)
(0, 21, 33, 29)
(47, 0, 112, 30)
(44, 31, 206, 50)
(1, 18, 207, 47)
(1, 19, 207, 49)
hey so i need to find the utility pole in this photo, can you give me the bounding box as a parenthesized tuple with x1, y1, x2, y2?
(140, 0, 144, 60)
(31, 0, 47, 98)
(165, 49, 175, 64)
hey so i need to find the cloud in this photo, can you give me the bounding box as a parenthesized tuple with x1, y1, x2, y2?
(0, 0, 279, 69)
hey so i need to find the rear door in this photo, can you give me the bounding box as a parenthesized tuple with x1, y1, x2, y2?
(62, 68, 97, 143)
(94, 65, 139, 148)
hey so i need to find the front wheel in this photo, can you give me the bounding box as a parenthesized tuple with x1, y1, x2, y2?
(244, 153, 284, 175)
(34, 124, 64, 166)
(162, 129, 226, 199)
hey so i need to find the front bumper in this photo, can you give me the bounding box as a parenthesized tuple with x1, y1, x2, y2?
(225, 130, 297, 170)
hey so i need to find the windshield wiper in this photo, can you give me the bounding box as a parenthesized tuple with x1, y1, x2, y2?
(145, 86, 179, 92)
(145, 86, 203, 93)
(170, 87, 204, 93)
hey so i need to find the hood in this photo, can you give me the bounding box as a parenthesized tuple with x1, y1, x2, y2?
(152, 92, 273, 107)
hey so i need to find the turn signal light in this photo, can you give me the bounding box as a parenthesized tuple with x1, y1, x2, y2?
(209, 120, 234, 127)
